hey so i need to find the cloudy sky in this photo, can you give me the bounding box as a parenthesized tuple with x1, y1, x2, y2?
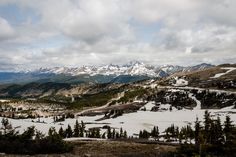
(0, 0, 235, 70)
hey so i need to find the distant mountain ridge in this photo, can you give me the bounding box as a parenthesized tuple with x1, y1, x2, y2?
(33, 61, 214, 77)
(0, 62, 214, 84)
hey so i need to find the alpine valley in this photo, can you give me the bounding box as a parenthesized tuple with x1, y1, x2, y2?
(0, 62, 236, 156)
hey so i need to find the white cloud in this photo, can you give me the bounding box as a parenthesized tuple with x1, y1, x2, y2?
(0, 17, 15, 41)
(0, 0, 236, 70)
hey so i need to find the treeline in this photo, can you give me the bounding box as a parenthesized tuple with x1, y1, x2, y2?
(138, 111, 236, 157)
(53, 113, 75, 122)
(193, 90, 236, 109)
(139, 126, 159, 140)
(147, 90, 196, 109)
(146, 89, 236, 110)
(57, 120, 128, 139)
(0, 118, 72, 154)
(178, 111, 236, 157)
(0, 117, 130, 155)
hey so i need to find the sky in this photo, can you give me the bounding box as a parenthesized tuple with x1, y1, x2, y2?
(0, 0, 236, 71)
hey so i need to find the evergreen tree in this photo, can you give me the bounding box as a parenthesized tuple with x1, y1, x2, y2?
(215, 116, 223, 145)
(35, 130, 44, 140)
(151, 126, 156, 137)
(203, 110, 211, 143)
(48, 127, 57, 137)
(194, 117, 201, 146)
(112, 128, 116, 139)
(120, 127, 123, 138)
(178, 131, 183, 144)
(142, 130, 150, 139)
(175, 127, 179, 141)
(139, 130, 143, 138)
(186, 125, 194, 144)
(21, 126, 35, 140)
(224, 115, 233, 143)
(180, 127, 187, 143)
(107, 127, 112, 139)
(79, 121, 85, 137)
(59, 127, 65, 138)
(74, 120, 80, 137)
(151, 126, 159, 140)
(116, 132, 120, 139)
(66, 125, 73, 138)
(124, 130, 127, 139)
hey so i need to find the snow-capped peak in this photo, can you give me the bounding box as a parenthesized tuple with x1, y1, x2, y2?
(33, 62, 214, 78)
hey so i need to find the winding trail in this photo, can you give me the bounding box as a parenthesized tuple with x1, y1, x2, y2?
(188, 93, 201, 110)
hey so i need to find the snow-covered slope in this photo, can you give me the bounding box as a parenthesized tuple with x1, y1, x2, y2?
(34, 62, 214, 78)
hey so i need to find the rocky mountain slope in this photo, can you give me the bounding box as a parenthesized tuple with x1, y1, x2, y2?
(161, 64, 236, 89)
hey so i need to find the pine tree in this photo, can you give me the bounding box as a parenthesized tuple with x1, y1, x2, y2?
(203, 110, 211, 143)
(224, 115, 233, 143)
(124, 130, 127, 139)
(35, 130, 44, 140)
(195, 117, 201, 146)
(120, 127, 123, 138)
(107, 127, 112, 139)
(21, 126, 35, 140)
(180, 127, 187, 143)
(175, 127, 179, 141)
(186, 125, 194, 144)
(48, 127, 57, 137)
(151, 126, 159, 140)
(178, 131, 183, 144)
(209, 120, 215, 144)
(59, 127, 65, 138)
(79, 121, 85, 137)
(151, 126, 156, 137)
(66, 125, 73, 138)
(144, 130, 150, 138)
(116, 132, 120, 139)
(215, 116, 223, 145)
(74, 120, 80, 137)
(139, 130, 143, 138)
(112, 129, 116, 139)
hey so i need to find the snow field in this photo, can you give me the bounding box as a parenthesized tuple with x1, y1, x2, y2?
(1, 101, 235, 137)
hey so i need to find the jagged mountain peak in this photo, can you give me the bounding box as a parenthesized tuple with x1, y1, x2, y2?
(33, 62, 214, 78)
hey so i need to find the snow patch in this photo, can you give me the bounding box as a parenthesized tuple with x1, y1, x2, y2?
(0, 99, 10, 102)
(140, 101, 155, 111)
(172, 77, 188, 87)
(211, 67, 236, 78)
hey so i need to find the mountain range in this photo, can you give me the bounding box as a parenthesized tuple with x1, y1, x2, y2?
(0, 61, 214, 84)
(34, 61, 213, 77)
